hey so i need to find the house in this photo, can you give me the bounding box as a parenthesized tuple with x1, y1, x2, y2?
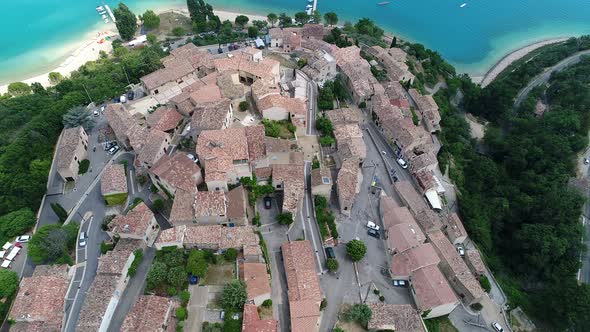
(265, 137, 302, 165)
(387, 220, 426, 254)
(324, 107, 364, 125)
(121, 295, 179, 332)
(336, 159, 362, 216)
(366, 46, 415, 83)
(194, 191, 227, 224)
(334, 46, 381, 104)
(243, 244, 264, 263)
(282, 240, 322, 332)
(9, 265, 69, 332)
(154, 225, 258, 250)
(367, 303, 426, 332)
(76, 239, 140, 332)
(56, 126, 89, 182)
(301, 37, 339, 54)
(140, 43, 215, 102)
(146, 106, 184, 136)
(196, 126, 266, 191)
(465, 249, 486, 277)
(226, 185, 248, 226)
(214, 48, 280, 84)
(216, 70, 247, 110)
(272, 164, 305, 215)
(101, 164, 128, 206)
(189, 98, 233, 140)
(311, 167, 332, 199)
(131, 128, 171, 168)
(242, 262, 271, 305)
(415, 209, 444, 234)
(410, 264, 459, 319)
(428, 230, 485, 304)
(390, 243, 440, 280)
(257, 94, 307, 132)
(104, 103, 135, 149)
(301, 50, 337, 86)
(242, 304, 278, 332)
(268, 27, 302, 51)
(107, 203, 159, 246)
(333, 123, 366, 165)
(149, 152, 203, 197)
(169, 189, 196, 226)
(443, 213, 468, 245)
(408, 89, 441, 133)
(302, 24, 329, 40)
(251, 79, 281, 102)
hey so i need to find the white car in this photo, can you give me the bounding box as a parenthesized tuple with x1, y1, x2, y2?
(93, 110, 99, 117)
(79, 232, 87, 248)
(457, 246, 465, 257)
(16, 235, 30, 243)
(367, 221, 380, 231)
(491, 322, 504, 332)
(396, 158, 408, 169)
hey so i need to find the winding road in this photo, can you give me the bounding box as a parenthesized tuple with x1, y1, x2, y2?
(514, 49, 590, 108)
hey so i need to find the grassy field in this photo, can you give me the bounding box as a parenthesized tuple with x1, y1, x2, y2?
(424, 316, 459, 332)
(104, 192, 128, 206)
(154, 12, 192, 40)
(202, 261, 235, 285)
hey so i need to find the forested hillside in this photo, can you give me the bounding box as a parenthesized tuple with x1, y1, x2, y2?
(437, 38, 590, 330)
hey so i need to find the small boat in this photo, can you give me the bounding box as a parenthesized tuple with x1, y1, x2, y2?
(377, 1, 390, 5)
(101, 14, 107, 19)
(307, 0, 313, 3)
(104, 18, 109, 23)
(306, 4, 313, 9)
(460, 3, 467, 7)
(96, 5, 104, 12)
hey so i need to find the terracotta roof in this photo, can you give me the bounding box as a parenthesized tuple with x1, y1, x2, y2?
(133, 129, 171, 166)
(427, 230, 485, 299)
(334, 123, 366, 161)
(289, 300, 320, 332)
(189, 84, 222, 105)
(216, 71, 245, 100)
(273, 164, 305, 214)
(151, 152, 202, 192)
(410, 265, 458, 312)
(324, 108, 363, 124)
(251, 79, 281, 101)
(302, 24, 328, 40)
(76, 274, 118, 331)
(410, 152, 438, 173)
(226, 186, 247, 220)
(9, 275, 69, 331)
(169, 80, 206, 105)
(31, 264, 69, 278)
(194, 191, 226, 218)
(109, 202, 155, 237)
(242, 304, 278, 332)
(367, 303, 425, 332)
(170, 189, 196, 224)
(265, 137, 294, 153)
(390, 243, 440, 278)
(380, 196, 418, 230)
(96, 242, 136, 275)
(301, 38, 338, 54)
(121, 295, 178, 332)
(337, 159, 360, 208)
(311, 167, 332, 187)
(101, 164, 127, 195)
(156, 225, 186, 246)
(445, 213, 467, 243)
(190, 98, 231, 132)
(243, 262, 271, 300)
(258, 94, 307, 122)
(56, 126, 86, 170)
(254, 166, 272, 179)
(465, 249, 486, 276)
(243, 244, 262, 257)
(415, 169, 436, 191)
(214, 51, 280, 82)
(388, 220, 426, 253)
(245, 126, 266, 161)
(415, 209, 443, 233)
(394, 181, 428, 215)
(104, 103, 133, 141)
(146, 106, 183, 132)
(281, 240, 322, 303)
(184, 225, 258, 249)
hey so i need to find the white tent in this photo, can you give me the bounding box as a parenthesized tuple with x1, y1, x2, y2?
(1, 260, 10, 268)
(6, 247, 20, 261)
(2, 242, 11, 250)
(424, 189, 442, 211)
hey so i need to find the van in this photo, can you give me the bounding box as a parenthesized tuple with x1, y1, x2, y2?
(79, 232, 87, 247)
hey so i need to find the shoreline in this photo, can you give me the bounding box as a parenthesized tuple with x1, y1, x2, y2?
(473, 37, 569, 87)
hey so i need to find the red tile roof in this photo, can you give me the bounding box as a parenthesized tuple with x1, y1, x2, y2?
(121, 295, 178, 332)
(243, 262, 271, 300)
(281, 240, 321, 303)
(151, 153, 202, 192)
(109, 202, 155, 237)
(242, 304, 278, 332)
(410, 265, 458, 312)
(147, 106, 183, 132)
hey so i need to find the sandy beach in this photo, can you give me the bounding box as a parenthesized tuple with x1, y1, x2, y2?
(474, 37, 569, 87)
(0, 7, 267, 95)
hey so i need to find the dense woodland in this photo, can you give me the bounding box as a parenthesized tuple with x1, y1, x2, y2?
(437, 38, 590, 330)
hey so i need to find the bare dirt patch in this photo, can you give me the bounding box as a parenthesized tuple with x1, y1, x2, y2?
(154, 12, 193, 39)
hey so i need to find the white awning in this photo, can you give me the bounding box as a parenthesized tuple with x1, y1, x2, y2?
(1, 260, 10, 268)
(424, 189, 442, 210)
(433, 175, 446, 193)
(2, 242, 11, 250)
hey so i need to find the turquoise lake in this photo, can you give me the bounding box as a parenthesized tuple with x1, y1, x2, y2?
(2, 0, 590, 84)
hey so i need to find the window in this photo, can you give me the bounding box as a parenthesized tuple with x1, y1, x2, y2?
(344, 207, 348, 211)
(154, 89, 159, 94)
(216, 187, 220, 191)
(74, 156, 77, 161)
(277, 184, 282, 189)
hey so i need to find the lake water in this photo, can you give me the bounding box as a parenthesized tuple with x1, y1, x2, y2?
(2, 0, 590, 84)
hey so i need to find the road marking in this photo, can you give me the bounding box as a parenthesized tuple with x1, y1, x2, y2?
(303, 162, 323, 272)
(129, 169, 135, 194)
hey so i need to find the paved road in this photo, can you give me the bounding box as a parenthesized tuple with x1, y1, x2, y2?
(514, 49, 590, 108)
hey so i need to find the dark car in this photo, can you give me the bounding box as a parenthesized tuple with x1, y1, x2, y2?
(188, 274, 199, 285)
(368, 229, 380, 239)
(104, 142, 116, 151)
(264, 196, 272, 209)
(325, 247, 335, 259)
(127, 91, 134, 100)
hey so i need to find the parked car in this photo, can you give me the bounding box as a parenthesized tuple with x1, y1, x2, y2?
(264, 196, 272, 209)
(366, 220, 380, 231)
(14, 242, 22, 248)
(220, 311, 225, 320)
(367, 229, 380, 239)
(396, 158, 408, 169)
(93, 109, 100, 117)
(105, 142, 116, 151)
(325, 247, 335, 259)
(457, 246, 465, 257)
(16, 235, 30, 243)
(108, 145, 120, 155)
(127, 91, 135, 101)
(393, 280, 407, 287)
(188, 274, 199, 285)
(585, 158, 589, 165)
(381, 151, 387, 155)
(79, 232, 87, 247)
(491, 322, 504, 332)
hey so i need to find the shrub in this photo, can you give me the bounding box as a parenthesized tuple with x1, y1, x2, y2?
(224, 248, 238, 262)
(346, 239, 367, 262)
(167, 286, 178, 296)
(0, 269, 19, 297)
(262, 299, 272, 308)
(326, 258, 339, 271)
(180, 290, 191, 307)
(276, 212, 293, 225)
(78, 159, 90, 174)
(153, 198, 164, 211)
(176, 307, 188, 321)
(136, 174, 148, 185)
(127, 249, 144, 277)
(239, 101, 249, 111)
(358, 101, 366, 108)
(220, 280, 247, 311)
(50, 203, 68, 222)
(373, 289, 380, 295)
(150, 184, 158, 193)
(101, 215, 115, 230)
(470, 302, 483, 311)
(342, 303, 372, 328)
(104, 192, 128, 206)
(186, 249, 209, 277)
(479, 275, 492, 293)
(320, 298, 327, 310)
(172, 27, 186, 37)
(252, 212, 261, 227)
(100, 241, 114, 254)
(379, 295, 385, 302)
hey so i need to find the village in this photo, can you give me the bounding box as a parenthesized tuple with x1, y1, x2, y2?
(4, 22, 509, 332)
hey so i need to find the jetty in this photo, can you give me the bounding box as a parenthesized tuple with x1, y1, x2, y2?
(105, 5, 116, 23)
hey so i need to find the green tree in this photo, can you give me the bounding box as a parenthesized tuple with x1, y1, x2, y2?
(48, 72, 64, 85)
(346, 239, 366, 262)
(267, 13, 278, 27)
(262, 299, 272, 307)
(343, 304, 372, 328)
(319, 136, 335, 146)
(180, 290, 191, 306)
(141, 10, 160, 30)
(146, 33, 157, 45)
(7, 82, 31, 97)
(220, 280, 247, 310)
(276, 212, 293, 225)
(326, 258, 339, 271)
(28, 223, 78, 264)
(354, 18, 383, 38)
(252, 20, 268, 30)
(62, 106, 94, 131)
(127, 249, 143, 277)
(153, 198, 164, 211)
(0, 208, 35, 242)
(294, 12, 309, 25)
(224, 248, 238, 262)
(278, 13, 292, 27)
(248, 26, 259, 38)
(324, 12, 338, 26)
(239, 101, 249, 111)
(172, 27, 186, 37)
(146, 261, 168, 289)
(234, 15, 249, 29)
(50, 203, 68, 222)
(479, 275, 491, 293)
(0, 269, 19, 297)
(167, 266, 186, 288)
(176, 307, 188, 321)
(312, 10, 321, 24)
(186, 249, 208, 277)
(113, 3, 138, 41)
(30, 82, 46, 95)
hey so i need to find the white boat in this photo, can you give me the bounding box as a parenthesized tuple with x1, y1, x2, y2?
(104, 18, 110, 23)
(377, 1, 390, 5)
(460, 3, 467, 7)
(306, 4, 313, 9)
(101, 14, 107, 19)
(96, 5, 104, 12)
